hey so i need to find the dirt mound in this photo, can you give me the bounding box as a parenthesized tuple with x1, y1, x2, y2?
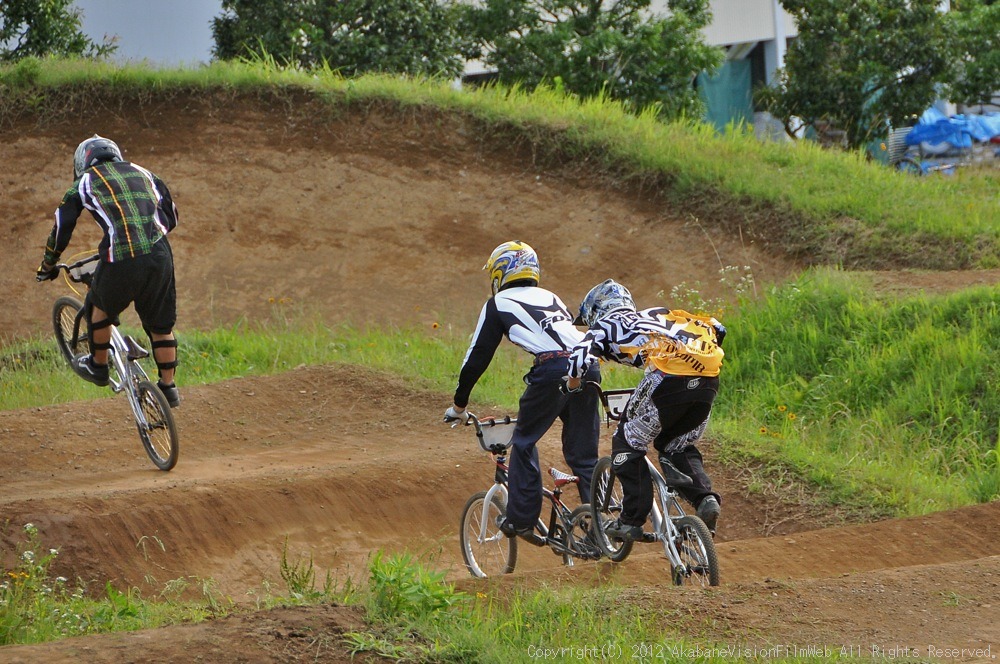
(2, 95, 998, 661)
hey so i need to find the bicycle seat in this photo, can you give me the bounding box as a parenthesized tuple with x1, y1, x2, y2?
(548, 467, 579, 487)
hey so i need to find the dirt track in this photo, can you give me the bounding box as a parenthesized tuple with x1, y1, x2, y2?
(2, 95, 999, 662)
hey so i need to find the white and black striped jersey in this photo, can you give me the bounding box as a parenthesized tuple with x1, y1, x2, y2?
(453, 286, 584, 407)
(568, 307, 724, 379)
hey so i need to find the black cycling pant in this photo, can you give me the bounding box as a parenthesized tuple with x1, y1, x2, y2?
(504, 359, 601, 529)
(90, 238, 176, 335)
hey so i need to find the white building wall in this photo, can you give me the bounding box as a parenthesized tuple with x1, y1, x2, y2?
(650, 0, 797, 47)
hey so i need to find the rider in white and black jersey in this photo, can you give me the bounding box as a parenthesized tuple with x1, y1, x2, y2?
(567, 279, 726, 538)
(445, 241, 601, 543)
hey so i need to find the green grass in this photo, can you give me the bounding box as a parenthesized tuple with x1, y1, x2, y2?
(4, 529, 843, 661)
(1, 56, 997, 269)
(0, 311, 638, 412)
(716, 268, 1000, 515)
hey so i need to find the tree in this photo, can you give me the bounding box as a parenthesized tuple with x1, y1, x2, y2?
(460, 0, 722, 119)
(947, 0, 1000, 107)
(0, 0, 115, 62)
(212, 0, 468, 78)
(759, 0, 995, 150)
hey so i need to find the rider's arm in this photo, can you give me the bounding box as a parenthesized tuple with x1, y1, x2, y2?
(566, 327, 608, 387)
(152, 174, 179, 233)
(453, 298, 505, 408)
(43, 183, 85, 265)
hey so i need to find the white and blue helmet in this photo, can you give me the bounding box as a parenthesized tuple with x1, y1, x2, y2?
(576, 279, 635, 327)
(484, 241, 540, 296)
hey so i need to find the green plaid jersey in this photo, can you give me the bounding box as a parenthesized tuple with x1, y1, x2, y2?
(43, 161, 178, 265)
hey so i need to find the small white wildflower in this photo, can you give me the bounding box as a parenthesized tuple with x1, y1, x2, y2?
(56, 576, 67, 583)
(23, 523, 34, 531)
(49, 549, 58, 555)
(21, 550, 35, 562)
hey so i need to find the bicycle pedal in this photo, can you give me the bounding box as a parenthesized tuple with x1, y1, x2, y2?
(523, 532, 546, 547)
(642, 532, 657, 544)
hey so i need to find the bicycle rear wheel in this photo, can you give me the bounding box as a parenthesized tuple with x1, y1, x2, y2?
(589, 456, 634, 562)
(52, 296, 85, 366)
(460, 490, 517, 578)
(136, 380, 179, 471)
(671, 515, 719, 587)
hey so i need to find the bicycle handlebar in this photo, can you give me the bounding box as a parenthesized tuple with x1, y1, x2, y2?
(55, 254, 100, 284)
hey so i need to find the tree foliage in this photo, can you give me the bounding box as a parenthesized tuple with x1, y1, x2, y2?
(460, 0, 722, 119)
(947, 0, 1000, 107)
(211, 0, 467, 78)
(761, 0, 998, 150)
(0, 0, 116, 63)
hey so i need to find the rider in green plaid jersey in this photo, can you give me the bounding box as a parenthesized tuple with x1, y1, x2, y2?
(36, 135, 182, 408)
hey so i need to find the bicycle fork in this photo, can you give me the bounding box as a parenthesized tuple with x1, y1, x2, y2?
(107, 333, 156, 433)
(477, 483, 510, 545)
(648, 485, 702, 581)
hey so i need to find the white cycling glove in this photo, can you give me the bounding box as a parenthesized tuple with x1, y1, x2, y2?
(444, 406, 470, 424)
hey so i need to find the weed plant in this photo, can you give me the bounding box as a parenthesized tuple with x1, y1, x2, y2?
(0, 523, 216, 645)
(345, 552, 840, 663)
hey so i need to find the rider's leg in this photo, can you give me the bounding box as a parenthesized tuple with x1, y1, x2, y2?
(609, 430, 654, 530)
(559, 362, 602, 501)
(134, 240, 179, 400)
(664, 443, 719, 507)
(649, 376, 719, 502)
(88, 305, 112, 366)
(670, 444, 721, 533)
(504, 379, 562, 531)
(150, 333, 178, 385)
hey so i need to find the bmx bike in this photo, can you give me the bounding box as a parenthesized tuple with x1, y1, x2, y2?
(451, 412, 601, 579)
(590, 386, 720, 587)
(48, 254, 179, 471)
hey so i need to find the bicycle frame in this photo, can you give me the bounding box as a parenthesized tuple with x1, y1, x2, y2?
(473, 435, 580, 551)
(645, 458, 691, 562)
(461, 413, 599, 568)
(63, 257, 155, 427)
(592, 381, 719, 584)
(107, 326, 156, 429)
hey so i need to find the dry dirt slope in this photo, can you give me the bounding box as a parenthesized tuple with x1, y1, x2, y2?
(1, 94, 998, 662)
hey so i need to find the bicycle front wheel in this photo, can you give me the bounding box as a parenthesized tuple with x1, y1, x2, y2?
(589, 456, 634, 562)
(460, 490, 517, 578)
(136, 380, 179, 471)
(52, 296, 85, 366)
(671, 515, 719, 587)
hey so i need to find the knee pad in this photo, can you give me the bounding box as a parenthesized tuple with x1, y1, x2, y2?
(87, 317, 113, 352)
(151, 339, 179, 372)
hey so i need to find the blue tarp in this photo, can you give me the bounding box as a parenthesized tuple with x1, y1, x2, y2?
(905, 107, 1000, 151)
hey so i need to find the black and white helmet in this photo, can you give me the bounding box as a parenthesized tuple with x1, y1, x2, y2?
(73, 135, 123, 179)
(576, 279, 636, 327)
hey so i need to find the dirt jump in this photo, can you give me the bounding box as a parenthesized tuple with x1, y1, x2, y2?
(1, 94, 998, 662)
